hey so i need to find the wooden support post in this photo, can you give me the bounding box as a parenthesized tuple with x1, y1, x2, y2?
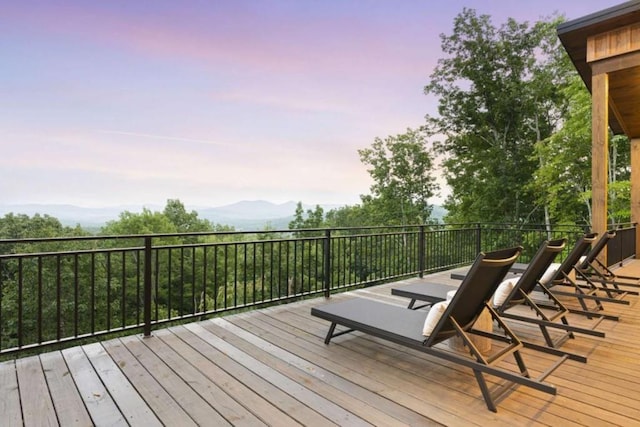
(632, 138, 640, 258)
(592, 72, 609, 265)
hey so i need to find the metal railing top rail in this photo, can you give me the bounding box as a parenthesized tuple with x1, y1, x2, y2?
(0, 222, 589, 244)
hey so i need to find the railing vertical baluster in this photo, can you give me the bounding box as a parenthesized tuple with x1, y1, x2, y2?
(180, 247, 185, 316)
(106, 252, 111, 331)
(234, 244, 238, 307)
(121, 250, 126, 329)
(243, 243, 247, 305)
(154, 249, 160, 323)
(418, 226, 425, 278)
(38, 257, 43, 344)
(143, 236, 152, 337)
(167, 249, 172, 318)
(224, 245, 229, 309)
(18, 258, 23, 348)
(214, 245, 219, 311)
(91, 253, 95, 334)
(192, 246, 196, 315)
(323, 229, 331, 298)
(136, 250, 141, 325)
(56, 255, 61, 341)
(0, 259, 3, 351)
(476, 223, 482, 254)
(74, 254, 79, 338)
(202, 246, 208, 314)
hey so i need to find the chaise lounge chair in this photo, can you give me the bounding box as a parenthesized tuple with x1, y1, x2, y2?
(576, 230, 640, 289)
(543, 233, 636, 316)
(311, 246, 574, 412)
(451, 233, 633, 319)
(391, 239, 605, 357)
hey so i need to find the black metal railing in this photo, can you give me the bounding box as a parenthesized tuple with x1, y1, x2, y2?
(0, 222, 633, 356)
(607, 223, 637, 266)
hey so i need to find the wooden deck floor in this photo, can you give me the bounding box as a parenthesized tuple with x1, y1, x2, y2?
(3, 263, 640, 426)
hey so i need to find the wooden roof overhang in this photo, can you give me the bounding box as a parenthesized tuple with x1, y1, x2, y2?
(558, 0, 640, 137)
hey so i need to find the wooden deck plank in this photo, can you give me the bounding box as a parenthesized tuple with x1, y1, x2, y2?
(138, 331, 267, 427)
(101, 338, 198, 427)
(153, 327, 302, 427)
(118, 334, 233, 426)
(184, 322, 369, 427)
(211, 315, 442, 427)
(207, 317, 441, 427)
(15, 355, 58, 426)
(82, 343, 162, 426)
(168, 324, 338, 427)
(62, 346, 127, 427)
(222, 312, 458, 426)
(39, 351, 93, 427)
(0, 360, 22, 426)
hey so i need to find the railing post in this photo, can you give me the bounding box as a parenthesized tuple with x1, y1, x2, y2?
(143, 236, 152, 337)
(323, 229, 331, 298)
(476, 223, 482, 254)
(418, 225, 425, 278)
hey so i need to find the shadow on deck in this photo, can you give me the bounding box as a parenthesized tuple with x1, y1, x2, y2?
(2, 262, 640, 426)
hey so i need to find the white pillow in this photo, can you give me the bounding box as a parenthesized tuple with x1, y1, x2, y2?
(540, 263, 561, 285)
(422, 301, 449, 336)
(577, 255, 587, 269)
(492, 278, 516, 307)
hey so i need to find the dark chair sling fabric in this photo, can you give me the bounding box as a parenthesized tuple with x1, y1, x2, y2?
(391, 239, 606, 356)
(311, 247, 573, 412)
(576, 230, 640, 289)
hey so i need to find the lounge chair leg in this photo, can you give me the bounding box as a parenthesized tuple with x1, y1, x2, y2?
(324, 323, 337, 344)
(513, 350, 529, 378)
(473, 370, 497, 413)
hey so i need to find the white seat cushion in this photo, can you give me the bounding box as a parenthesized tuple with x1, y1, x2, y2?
(422, 301, 449, 337)
(492, 278, 517, 307)
(540, 263, 561, 284)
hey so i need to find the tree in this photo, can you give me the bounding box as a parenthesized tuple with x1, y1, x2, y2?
(163, 199, 213, 233)
(425, 9, 568, 224)
(288, 202, 324, 232)
(357, 128, 438, 225)
(529, 75, 592, 225)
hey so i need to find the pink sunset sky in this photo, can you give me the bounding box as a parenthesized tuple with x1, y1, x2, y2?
(0, 0, 624, 209)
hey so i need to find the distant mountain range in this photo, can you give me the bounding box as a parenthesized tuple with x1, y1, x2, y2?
(0, 200, 447, 230)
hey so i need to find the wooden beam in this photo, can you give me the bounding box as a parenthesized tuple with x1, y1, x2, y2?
(590, 50, 640, 75)
(632, 138, 640, 258)
(592, 73, 609, 265)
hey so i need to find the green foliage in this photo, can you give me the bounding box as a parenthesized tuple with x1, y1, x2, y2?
(358, 128, 437, 225)
(529, 75, 592, 224)
(426, 9, 569, 224)
(289, 202, 324, 232)
(0, 213, 88, 247)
